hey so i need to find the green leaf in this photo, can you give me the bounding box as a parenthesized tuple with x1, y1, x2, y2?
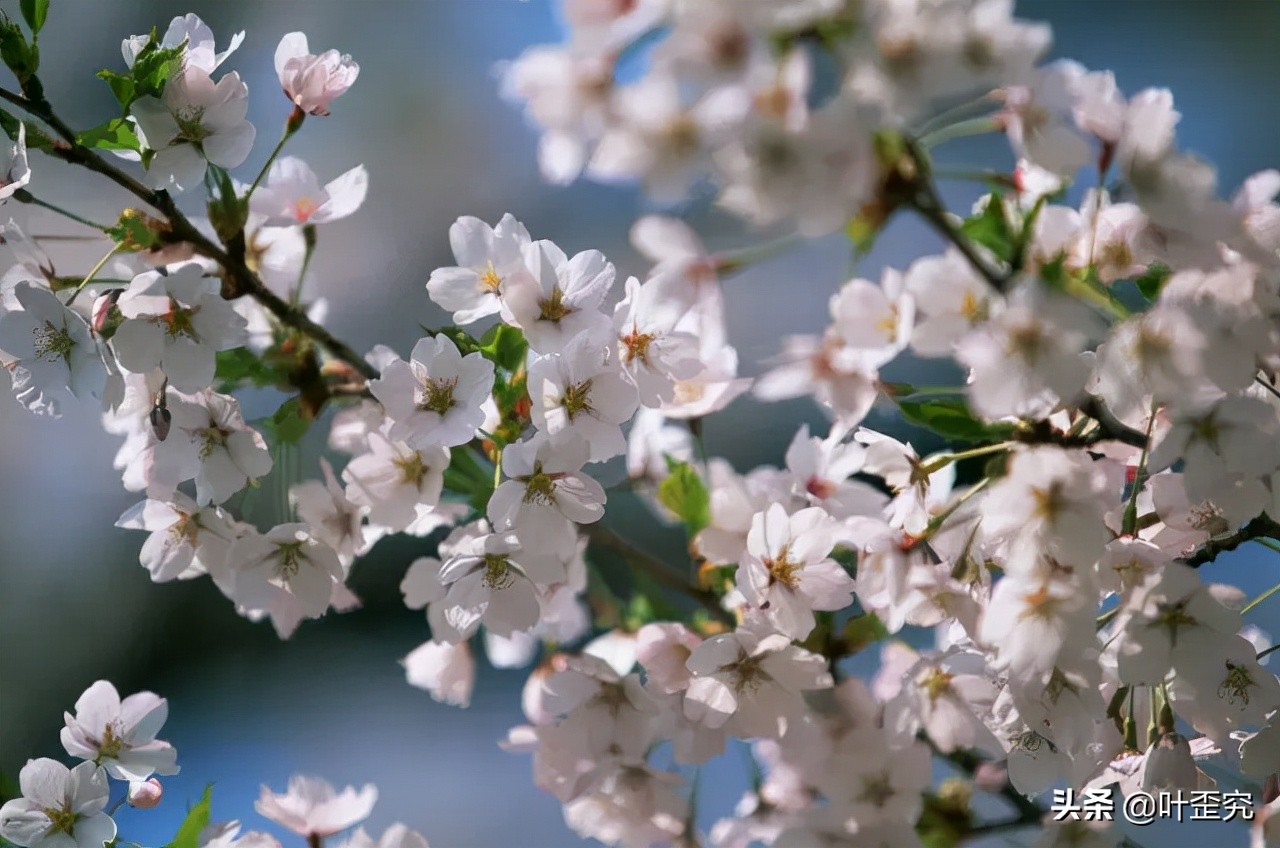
(479, 323, 528, 372)
(1134, 263, 1171, 301)
(77, 117, 141, 152)
(267, 397, 310, 445)
(106, 210, 160, 251)
(215, 348, 290, 391)
(0, 20, 37, 81)
(130, 39, 185, 100)
(96, 69, 135, 109)
(658, 457, 710, 536)
(19, 0, 48, 35)
(959, 196, 1013, 264)
(842, 612, 889, 655)
(895, 398, 1015, 443)
(165, 785, 213, 848)
(422, 325, 481, 356)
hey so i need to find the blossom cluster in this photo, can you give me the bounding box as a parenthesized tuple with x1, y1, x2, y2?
(2, 2, 1280, 848)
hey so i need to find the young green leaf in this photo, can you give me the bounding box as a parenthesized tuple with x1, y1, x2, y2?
(19, 0, 49, 36)
(165, 785, 213, 848)
(959, 196, 1013, 264)
(479, 323, 528, 372)
(77, 118, 142, 152)
(658, 457, 710, 536)
(267, 397, 310, 445)
(895, 397, 1015, 443)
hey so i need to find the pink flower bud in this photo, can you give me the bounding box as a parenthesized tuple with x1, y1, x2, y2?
(127, 778, 163, 809)
(973, 761, 1008, 793)
(91, 289, 122, 335)
(274, 33, 359, 117)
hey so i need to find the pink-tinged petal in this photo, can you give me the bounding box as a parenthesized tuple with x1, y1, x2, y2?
(313, 166, 368, 224)
(118, 692, 167, 743)
(684, 677, 736, 728)
(18, 758, 70, 808)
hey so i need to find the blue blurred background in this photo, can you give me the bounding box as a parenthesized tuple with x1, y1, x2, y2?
(2, 1, 1280, 846)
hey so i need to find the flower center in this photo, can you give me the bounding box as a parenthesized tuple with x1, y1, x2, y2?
(32, 320, 75, 364)
(621, 326, 655, 365)
(538, 286, 574, 323)
(41, 805, 79, 836)
(293, 197, 319, 223)
(1188, 500, 1228, 535)
(1152, 599, 1198, 645)
(729, 650, 768, 692)
(763, 546, 801, 590)
(859, 772, 895, 808)
(157, 300, 201, 340)
(522, 464, 558, 505)
(174, 107, 209, 144)
(1218, 661, 1255, 705)
(418, 376, 459, 416)
(482, 554, 517, 590)
(394, 451, 430, 486)
(195, 425, 231, 460)
(167, 512, 201, 548)
(479, 261, 503, 294)
(276, 542, 305, 579)
(919, 668, 954, 702)
(561, 379, 593, 421)
(98, 722, 125, 759)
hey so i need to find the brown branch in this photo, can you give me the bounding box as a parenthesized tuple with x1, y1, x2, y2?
(0, 86, 378, 381)
(585, 523, 733, 626)
(1186, 513, 1280, 568)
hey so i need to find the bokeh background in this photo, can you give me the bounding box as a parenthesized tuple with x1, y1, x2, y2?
(3, 1, 1280, 846)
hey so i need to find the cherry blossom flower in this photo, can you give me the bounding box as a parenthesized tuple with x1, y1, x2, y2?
(503, 241, 614, 354)
(369, 335, 494, 449)
(0, 281, 105, 415)
(123, 14, 244, 74)
(342, 824, 430, 848)
(0, 760, 114, 848)
(255, 775, 376, 838)
(249, 158, 368, 227)
(342, 431, 449, 534)
(736, 504, 854, 639)
(141, 390, 273, 505)
(115, 494, 238, 582)
(612, 273, 702, 406)
(528, 331, 638, 462)
(228, 524, 346, 623)
(60, 681, 178, 782)
(426, 214, 533, 325)
(112, 263, 248, 393)
(684, 619, 832, 738)
(401, 522, 566, 641)
(274, 33, 360, 116)
(290, 459, 370, 567)
(488, 433, 606, 555)
(131, 67, 256, 192)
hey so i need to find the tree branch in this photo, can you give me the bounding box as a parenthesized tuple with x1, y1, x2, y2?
(0, 86, 378, 381)
(585, 523, 733, 626)
(1186, 513, 1280, 568)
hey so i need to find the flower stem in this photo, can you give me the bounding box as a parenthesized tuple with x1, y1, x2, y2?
(246, 118, 302, 200)
(1242, 572, 1280, 614)
(66, 242, 123, 306)
(919, 442, 1012, 476)
(918, 116, 1001, 149)
(13, 189, 110, 231)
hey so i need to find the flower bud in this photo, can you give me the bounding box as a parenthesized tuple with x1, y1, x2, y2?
(274, 33, 359, 117)
(973, 761, 1009, 793)
(91, 289, 123, 337)
(127, 778, 163, 809)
